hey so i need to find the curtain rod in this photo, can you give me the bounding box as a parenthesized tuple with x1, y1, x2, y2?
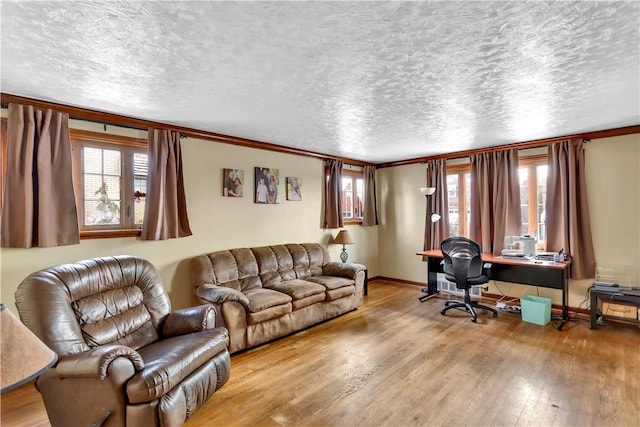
(377, 125, 639, 169)
(0, 94, 375, 168)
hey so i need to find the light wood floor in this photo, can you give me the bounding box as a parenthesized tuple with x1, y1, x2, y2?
(2, 280, 639, 427)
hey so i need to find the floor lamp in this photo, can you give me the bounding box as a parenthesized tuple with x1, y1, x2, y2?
(419, 187, 442, 301)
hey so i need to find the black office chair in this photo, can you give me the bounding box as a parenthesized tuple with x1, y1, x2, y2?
(440, 237, 498, 323)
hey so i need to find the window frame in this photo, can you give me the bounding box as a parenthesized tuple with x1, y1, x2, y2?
(341, 168, 364, 225)
(518, 154, 548, 249)
(70, 129, 147, 239)
(446, 164, 470, 237)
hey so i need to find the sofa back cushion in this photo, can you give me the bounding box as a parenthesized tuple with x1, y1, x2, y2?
(192, 248, 261, 292)
(252, 245, 294, 287)
(191, 243, 332, 293)
(15, 256, 171, 357)
(297, 243, 329, 277)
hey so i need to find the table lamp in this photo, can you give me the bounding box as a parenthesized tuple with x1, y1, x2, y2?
(1, 304, 58, 393)
(333, 230, 354, 263)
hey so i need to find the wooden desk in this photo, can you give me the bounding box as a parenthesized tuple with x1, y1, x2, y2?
(417, 250, 572, 330)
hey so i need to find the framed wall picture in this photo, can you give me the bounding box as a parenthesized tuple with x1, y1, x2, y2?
(255, 167, 279, 204)
(223, 169, 244, 197)
(286, 177, 302, 201)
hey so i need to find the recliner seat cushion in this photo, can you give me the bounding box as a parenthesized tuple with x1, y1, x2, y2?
(126, 328, 229, 403)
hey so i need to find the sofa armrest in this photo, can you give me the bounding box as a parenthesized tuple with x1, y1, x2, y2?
(56, 345, 144, 380)
(162, 304, 217, 337)
(196, 284, 251, 309)
(323, 262, 366, 279)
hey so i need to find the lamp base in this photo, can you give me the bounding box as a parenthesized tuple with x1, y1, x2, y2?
(340, 247, 348, 263)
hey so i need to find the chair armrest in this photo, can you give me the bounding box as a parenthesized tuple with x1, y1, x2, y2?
(162, 304, 217, 337)
(56, 345, 144, 380)
(322, 262, 366, 279)
(196, 284, 250, 308)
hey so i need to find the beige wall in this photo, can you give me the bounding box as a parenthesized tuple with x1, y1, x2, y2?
(376, 133, 640, 307)
(1, 117, 637, 313)
(0, 121, 380, 313)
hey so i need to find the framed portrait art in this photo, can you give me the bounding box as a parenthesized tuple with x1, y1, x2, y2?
(255, 167, 279, 204)
(222, 169, 244, 197)
(286, 177, 302, 201)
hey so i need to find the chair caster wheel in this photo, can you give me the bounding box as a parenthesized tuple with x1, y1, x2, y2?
(440, 310, 446, 315)
(471, 318, 477, 323)
(493, 313, 498, 318)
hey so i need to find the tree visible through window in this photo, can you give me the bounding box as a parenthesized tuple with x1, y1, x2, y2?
(71, 130, 147, 237)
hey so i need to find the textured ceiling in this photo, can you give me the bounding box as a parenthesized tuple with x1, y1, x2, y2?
(1, 1, 639, 164)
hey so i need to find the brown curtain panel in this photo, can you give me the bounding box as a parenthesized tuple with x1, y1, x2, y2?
(424, 159, 449, 250)
(469, 149, 521, 254)
(141, 129, 192, 240)
(546, 139, 596, 279)
(323, 159, 343, 229)
(1, 104, 79, 248)
(362, 165, 378, 226)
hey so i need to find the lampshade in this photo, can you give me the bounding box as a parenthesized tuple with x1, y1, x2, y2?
(420, 187, 436, 197)
(1, 304, 58, 393)
(333, 230, 354, 245)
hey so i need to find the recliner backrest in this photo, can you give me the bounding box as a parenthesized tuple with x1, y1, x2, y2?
(15, 256, 171, 357)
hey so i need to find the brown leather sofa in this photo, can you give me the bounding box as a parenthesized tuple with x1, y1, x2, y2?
(15, 255, 231, 427)
(191, 243, 367, 353)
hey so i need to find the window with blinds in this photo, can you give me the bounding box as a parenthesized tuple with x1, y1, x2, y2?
(70, 129, 147, 238)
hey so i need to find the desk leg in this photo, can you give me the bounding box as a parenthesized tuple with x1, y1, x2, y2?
(419, 257, 440, 302)
(590, 290, 598, 329)
(556, 277, 569, 331)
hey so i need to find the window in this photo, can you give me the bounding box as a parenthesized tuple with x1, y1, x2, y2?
(446, 154, 548, 247)
(518, 155, 548, 249)
(70, 130, 148, 238)
(447, 165, 471, 237)
(341, 168, 364, 224)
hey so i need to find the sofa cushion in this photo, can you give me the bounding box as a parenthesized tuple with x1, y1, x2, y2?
(306, 275, 354, 290)
(247, 303, 292, 324)
(126, 328, 229, 404)
(325, 286, 355, 301)
(244, 288, 292, 312)
(266, 279, 325, 300)
(252, 246, 285, 286)
(292, 293, 327, 310)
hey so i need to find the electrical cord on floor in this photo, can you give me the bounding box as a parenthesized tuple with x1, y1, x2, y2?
(493, 281, 522, 313)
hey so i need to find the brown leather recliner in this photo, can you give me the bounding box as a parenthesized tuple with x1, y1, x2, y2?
(15, 255, 231, 427)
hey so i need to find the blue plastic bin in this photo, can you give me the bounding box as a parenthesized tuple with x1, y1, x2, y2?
(520, 295, 552, 325)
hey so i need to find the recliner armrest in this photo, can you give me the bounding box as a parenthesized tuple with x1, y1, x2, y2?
(56, 344, 144, 380)
(162, 304, 217, 337)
